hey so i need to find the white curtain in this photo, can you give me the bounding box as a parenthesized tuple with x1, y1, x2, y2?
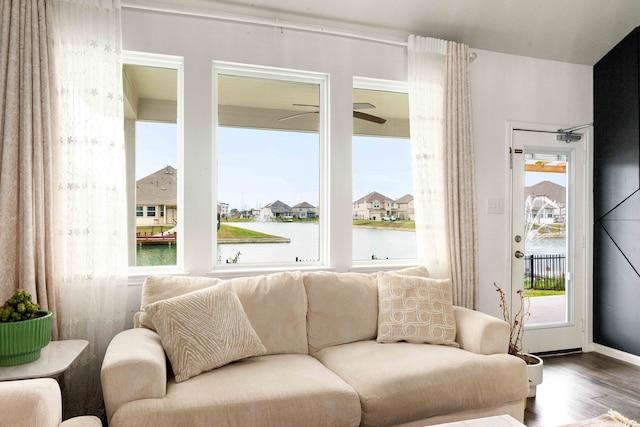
(408, 35, 478, 309)
(408, 36, 449, 278)
(50, 0, 127, 419)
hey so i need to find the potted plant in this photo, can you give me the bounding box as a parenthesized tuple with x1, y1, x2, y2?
(0, 289, 52, 366)
(494, 283, 543, 398)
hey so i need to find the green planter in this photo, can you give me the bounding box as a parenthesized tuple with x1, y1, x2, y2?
(0, 310, 52, 366)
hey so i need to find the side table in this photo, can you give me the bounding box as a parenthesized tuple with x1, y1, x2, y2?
(0, 339, 88, 381)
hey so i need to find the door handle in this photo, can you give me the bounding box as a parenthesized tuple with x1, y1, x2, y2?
(514, 250, 524, 259)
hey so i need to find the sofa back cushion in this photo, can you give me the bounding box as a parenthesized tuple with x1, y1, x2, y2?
(232, 271, 308, 355)
(138, 271, 308, 355)
(303, 266, 429, 354)
(304, 271, 377, 355)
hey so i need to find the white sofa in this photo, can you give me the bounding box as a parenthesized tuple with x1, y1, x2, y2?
(0, 378, 102, 427)
(101, 267, 528, 427)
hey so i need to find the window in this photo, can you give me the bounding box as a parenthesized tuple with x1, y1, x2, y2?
(123, 52, 183, 269)
(213, 62, 327, 267)
(352, 78, 416, 262)
(122, 54, 415, 275)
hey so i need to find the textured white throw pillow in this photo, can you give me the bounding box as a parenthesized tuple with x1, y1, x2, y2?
(377, 271, 458, 347)
(146, 283, 267, 383)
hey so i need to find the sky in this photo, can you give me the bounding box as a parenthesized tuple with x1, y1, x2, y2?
(136, 122, 413, 211)
(136, 121, 179, 180)
(525, 171, 565, 187)
(136, 121, 564, 211)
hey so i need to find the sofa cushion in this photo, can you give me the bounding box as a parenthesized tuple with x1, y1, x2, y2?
(139, 275, 219, 330)
(232, 271, 308, 355)
(109, 354, 361, 427)
(376, 271, 458, 347)
(313, 340, 528, 427)
(139, 271, 308, 355)
(146, 283, 267, 383)
(303, 266, 429, 354)
(304, 271, 377, 355)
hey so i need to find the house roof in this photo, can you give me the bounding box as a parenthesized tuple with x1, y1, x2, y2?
(395, 194, 413, 204)
(525, 181, 566, 206)
(293, 201, 315, 209)
(353, 191, 395, 205)
(264, 200, 293, 213)
(136, 166, 178, 205)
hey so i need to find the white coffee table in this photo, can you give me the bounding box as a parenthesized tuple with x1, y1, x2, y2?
(0, 340, 88, 381)
(430, 415, 525, 427)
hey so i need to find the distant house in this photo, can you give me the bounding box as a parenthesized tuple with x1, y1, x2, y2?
(260, 200, 294, 220)
(524, 180, 566, 224)
(218, 202, 229, 217)
(136, 166, 178, 226)
(352, 191, 395, 220)
(394, 194, 414, 220)
(352, 192, 414, 221)
(292, 201, 317, 219)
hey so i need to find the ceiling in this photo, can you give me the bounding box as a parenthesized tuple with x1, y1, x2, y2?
(133, 0, 640, 66)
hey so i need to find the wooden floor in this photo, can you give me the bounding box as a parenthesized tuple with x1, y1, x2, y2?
(524, 352, 640, 426)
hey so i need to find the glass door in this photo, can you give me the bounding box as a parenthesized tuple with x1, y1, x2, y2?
(511, 129, 585, 353)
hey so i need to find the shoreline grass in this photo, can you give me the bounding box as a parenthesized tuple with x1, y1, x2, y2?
(217, 224, 283, 240)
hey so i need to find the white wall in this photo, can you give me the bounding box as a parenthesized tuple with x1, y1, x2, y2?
(470, 50, 592, 316)
(122, 8, 593, 318)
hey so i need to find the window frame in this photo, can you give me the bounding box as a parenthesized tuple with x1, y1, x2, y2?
(211, 61, 329, 271)
(123, 51, 184, 276)
(351, 76, 417, 268)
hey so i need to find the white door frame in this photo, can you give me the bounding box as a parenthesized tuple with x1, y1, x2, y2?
(505, 121, 591, 354)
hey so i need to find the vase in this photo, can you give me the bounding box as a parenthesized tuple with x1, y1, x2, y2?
(0, 310, 52, 366)
(525, 354, 544, 398)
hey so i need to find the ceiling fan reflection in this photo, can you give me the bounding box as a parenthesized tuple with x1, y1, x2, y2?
(278, 103, 386, 124)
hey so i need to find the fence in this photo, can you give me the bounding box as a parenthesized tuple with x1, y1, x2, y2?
(524, 254, 566, 291)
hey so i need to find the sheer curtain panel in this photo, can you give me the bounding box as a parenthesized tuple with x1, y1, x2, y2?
(408, 35, 478, 309)
(0, 0, 59, 334)
(51, 0, 127, 419)
(408, 36, 449, 279)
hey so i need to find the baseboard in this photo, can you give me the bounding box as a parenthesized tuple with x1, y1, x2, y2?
(593, 343, 640, 367)
(534, 348, 582, 357)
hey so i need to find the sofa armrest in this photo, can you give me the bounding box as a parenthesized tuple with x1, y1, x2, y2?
(453, 306, 510, 355)
(0, 378, 62, 427)
(101, 327, 167, 422)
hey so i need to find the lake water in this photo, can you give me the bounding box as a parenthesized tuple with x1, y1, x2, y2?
(136, 222, 417, 266)
(219, 222, 418, 264)
(135, 222, 565, 266)
(526, 236, 566, 255)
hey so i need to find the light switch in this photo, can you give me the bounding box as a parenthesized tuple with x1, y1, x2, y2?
(486, 198, 504, 214)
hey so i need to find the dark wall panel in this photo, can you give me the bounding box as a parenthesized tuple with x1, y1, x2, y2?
(593, 28, 640, 220)
(593, 26, 640, 355)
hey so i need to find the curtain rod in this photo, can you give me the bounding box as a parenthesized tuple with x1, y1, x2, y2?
(122, 0, 407, 46)
(122, 0, 478, 60)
